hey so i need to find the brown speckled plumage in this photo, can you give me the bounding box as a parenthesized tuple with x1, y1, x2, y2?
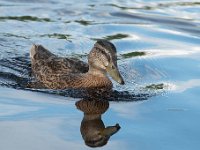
(30, 40, 124, 90)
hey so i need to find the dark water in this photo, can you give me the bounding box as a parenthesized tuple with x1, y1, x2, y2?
(0, 0, 200, 149)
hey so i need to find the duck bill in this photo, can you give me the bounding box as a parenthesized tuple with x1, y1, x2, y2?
(102, 124, 121, 137)
(107, 65, 125, 85)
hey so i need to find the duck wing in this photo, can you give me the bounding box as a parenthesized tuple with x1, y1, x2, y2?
(44, 57, 89, 74)
(30, 44, 89, 75)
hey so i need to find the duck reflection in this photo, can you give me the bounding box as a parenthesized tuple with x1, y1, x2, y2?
(76, 99, 120, 148)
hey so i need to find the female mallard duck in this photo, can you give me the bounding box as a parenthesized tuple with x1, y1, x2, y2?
(30, 40, 124, 90)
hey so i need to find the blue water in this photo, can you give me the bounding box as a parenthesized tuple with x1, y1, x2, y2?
(0, 0, 200, 149)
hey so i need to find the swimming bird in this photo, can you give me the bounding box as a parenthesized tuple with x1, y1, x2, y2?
(30, 40, 124, 90)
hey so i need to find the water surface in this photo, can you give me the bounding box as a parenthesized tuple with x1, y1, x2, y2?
(0, 0, 200, 149)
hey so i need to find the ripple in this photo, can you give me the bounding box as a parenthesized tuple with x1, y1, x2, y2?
(0, 16, 52, 22)
(2, 33, 30, 39)
(40, 33, 72, 41)
(91, 33, 130, 41)
(120, 51, 146, 59)
(105, 2, 200, 11)
(74, 20, 94, 26)
(104, 33, 129, 40)
(111, 12, 197, 27)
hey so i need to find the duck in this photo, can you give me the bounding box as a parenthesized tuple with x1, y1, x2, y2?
(30, 40, 124, 90)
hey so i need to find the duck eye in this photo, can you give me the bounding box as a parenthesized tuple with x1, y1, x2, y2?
(111, 65, 115, 69)
(104, 61, 109, 67)
(97, 132, 102, 136)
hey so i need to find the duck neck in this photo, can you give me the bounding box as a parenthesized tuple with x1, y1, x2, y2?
(75, 68, 112, 89)
(83, 114, 101, 120)
(88, 67, 106, 77)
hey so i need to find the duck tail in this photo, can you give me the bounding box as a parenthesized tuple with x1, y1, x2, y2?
(30, 44, 54, 60)
(30, 44, 38, 60)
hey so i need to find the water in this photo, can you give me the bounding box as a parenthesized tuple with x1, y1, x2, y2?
(0, 0, 200, 149)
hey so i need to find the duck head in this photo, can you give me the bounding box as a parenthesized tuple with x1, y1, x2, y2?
(88, 40, 124, 85)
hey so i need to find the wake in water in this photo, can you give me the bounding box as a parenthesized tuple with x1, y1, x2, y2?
(0, 54, 31, 88)
(0, 55, 155, 101)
